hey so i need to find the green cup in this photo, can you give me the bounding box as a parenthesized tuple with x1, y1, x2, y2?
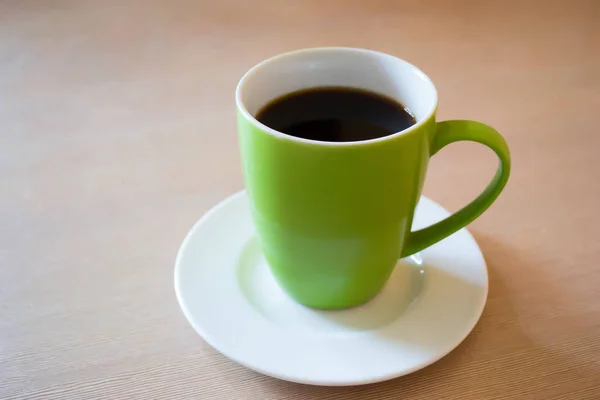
(236, 48, 510, 309)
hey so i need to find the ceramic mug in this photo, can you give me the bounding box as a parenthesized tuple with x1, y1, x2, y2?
(236, 48, 510, 309)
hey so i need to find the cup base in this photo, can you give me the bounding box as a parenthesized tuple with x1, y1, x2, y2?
(237, 236, 425, 331)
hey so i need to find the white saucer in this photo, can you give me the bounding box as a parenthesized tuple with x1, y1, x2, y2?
(174, 191, 488, 386)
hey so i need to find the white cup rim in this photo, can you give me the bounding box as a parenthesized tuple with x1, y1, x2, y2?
(235, 47, 438, 147)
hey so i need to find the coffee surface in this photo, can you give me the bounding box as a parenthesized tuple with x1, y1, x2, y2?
(256, 87, 416, 142)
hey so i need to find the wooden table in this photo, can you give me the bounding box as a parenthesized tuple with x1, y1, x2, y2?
(2, 1, 599, 399)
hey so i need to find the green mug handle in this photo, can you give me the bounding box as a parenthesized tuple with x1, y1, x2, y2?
(401, 120, 511, 257)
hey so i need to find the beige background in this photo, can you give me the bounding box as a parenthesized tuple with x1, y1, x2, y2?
(1, 0, 599, 399)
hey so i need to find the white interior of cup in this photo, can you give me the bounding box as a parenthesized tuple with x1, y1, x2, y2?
(236, 47, 438, 144)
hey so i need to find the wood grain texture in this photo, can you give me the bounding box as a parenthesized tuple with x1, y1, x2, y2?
(1, 0, 599, 399)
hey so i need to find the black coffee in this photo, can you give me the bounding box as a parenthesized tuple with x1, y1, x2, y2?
(256, 87, 416, 142)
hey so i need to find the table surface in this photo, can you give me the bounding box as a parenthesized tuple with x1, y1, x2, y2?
(2, 1, 599, 399)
